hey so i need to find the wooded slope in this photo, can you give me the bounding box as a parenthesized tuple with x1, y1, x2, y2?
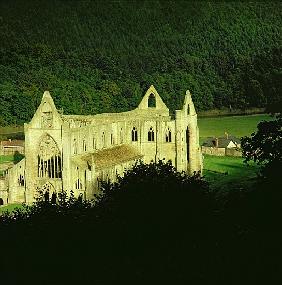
(0, 1, 281, 125)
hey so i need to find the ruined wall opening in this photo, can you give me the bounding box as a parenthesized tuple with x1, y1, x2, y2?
(18, 174, 25, 186)
(83, 139, 87, 152)
(40, 182, 56, 202)
(102, 132, 106, 148)
(0, 198, 3, 205)
(165, 128, 172, 142)
(73, 139, 77, 154)
(148, 127, 155, 141)
(148, 94, 156, 108)
(120, 128, 123, 144)
(186, 127, 190, 162)
(38, 135, 62, 179)
(132, 127, 138, 142)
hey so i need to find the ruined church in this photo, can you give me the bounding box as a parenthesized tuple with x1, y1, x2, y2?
(1, 86, 202, 205)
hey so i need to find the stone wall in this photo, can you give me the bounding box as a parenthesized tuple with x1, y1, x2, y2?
(7, 87, 203, 204)
(202, 146, 242, 157)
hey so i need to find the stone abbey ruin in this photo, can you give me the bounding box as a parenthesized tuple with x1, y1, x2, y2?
(0, 86, 203, 205)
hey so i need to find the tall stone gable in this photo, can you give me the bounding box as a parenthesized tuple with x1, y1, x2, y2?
(5, 86, 203, 205)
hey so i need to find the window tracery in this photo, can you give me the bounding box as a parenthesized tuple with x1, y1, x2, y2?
(37, 134, 62, 179)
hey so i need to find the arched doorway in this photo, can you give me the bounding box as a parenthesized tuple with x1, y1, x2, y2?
(0, 198, 4, 206)
(40, 182, 56, 202)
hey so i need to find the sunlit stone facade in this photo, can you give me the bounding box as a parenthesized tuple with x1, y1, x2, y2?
(4, 86, 202, 204)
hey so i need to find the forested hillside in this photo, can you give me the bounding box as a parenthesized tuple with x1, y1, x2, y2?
(0, 1, 281, 125)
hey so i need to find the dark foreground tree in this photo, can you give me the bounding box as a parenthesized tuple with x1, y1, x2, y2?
(0, 161, 215, 285)
(1, 160, 282, 284)
(241, 114, 282, 183)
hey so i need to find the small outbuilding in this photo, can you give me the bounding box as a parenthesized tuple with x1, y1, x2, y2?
(0, 139, 25, 155)
(201, 134, 241, 156)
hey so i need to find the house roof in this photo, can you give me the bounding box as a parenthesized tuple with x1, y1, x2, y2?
(72, 144, 143, 170)
(202, 136, 241, 148)
(1, 140, 24, 147)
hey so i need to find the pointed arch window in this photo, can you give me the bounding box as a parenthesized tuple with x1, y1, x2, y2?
(148, 93, 156, 107)
(120, 128, 123, 144)
(83, 139, 87, 152)
(165, 128, 172, 142)
(148, 127, 155, 142)
(93, 137, 96, 150)
(132, 127, 138, 142)
(102, 132, 106, 148)
(73, 139, 78, 154)
(38, 134, 62, 179)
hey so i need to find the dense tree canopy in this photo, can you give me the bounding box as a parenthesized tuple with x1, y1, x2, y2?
(0, 1, 281, 125)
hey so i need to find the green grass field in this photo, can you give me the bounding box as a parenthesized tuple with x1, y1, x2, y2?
(203, 155, 259, 192)
(0, 204, 24, 214)
(198, 114, 271, 191)
(0, 155, 15, 163)
(198, 114, 272, 143)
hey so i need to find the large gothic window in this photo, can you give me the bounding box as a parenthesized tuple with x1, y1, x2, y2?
(148, 127, 155, 142)
(38, 134, 62, 179)
(132, 127, 138, 142)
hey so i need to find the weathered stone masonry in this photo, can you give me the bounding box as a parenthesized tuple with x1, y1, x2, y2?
(3, 85, 203, 204)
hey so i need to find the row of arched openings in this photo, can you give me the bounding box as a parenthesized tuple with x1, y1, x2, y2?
(73, 127, 172, 154)
(72, 127, 174, 154)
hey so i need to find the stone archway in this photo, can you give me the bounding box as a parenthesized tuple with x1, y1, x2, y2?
(0, 198, 4, 206)
(39, 182, 56, 202)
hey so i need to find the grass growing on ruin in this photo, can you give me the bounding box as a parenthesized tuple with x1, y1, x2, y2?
(198, 114, 272, 143)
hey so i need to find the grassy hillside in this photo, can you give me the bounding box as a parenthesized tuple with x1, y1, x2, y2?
(0, 1, 281, 125)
